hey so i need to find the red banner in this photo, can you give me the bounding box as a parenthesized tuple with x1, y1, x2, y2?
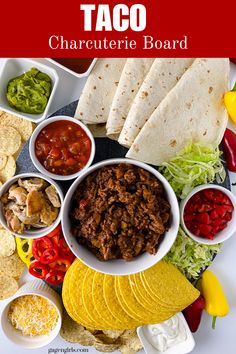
(1, 0, 235, 57)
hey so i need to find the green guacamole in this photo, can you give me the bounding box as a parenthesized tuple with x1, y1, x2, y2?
(6, 67, 52, 114)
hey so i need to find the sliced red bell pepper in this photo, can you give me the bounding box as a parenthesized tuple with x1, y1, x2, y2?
(29, 261, 49, 279)
(32, 237, 53, 261)
(49, 257, 72, 272)
(58, 238, 73, 258)
(46, 224, 62, 238)
(39, 247, 59, 264)
(45, 270, 65, 285)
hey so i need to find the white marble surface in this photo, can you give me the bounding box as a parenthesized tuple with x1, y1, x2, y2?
(0, 58, 236, 354)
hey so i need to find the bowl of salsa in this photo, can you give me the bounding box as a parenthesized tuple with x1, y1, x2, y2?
(29, 116, 95, 181)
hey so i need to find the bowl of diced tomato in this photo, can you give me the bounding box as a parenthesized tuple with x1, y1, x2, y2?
(180, 184, 236, 245)
(29, 116, 95, 181)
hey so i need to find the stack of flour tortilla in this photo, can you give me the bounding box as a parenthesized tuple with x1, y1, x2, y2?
(74, 58, 229, 165)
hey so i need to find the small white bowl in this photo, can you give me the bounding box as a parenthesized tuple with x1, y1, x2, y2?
(29, 116, 95, 181)
(0, 172, 63, 239)
(180, 184, 236, 245)
(46, 58, 97, 78)
(1, 280, 62, 349)
(0, 58, 59, 123)
(62, 158, 180, 276)
(137, 313, 195, 354)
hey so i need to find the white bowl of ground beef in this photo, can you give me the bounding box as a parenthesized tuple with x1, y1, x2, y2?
(62, 158, 180, 276)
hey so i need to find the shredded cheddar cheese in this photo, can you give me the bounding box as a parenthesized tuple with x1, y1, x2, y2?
(8, 295, 59, 336)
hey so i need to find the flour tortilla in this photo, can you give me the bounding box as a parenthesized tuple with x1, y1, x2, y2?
(126, 58, 229, 165)
(106, 59, 155, 140)
(74, 59, 126, 124)
(119, 58, 195, 147)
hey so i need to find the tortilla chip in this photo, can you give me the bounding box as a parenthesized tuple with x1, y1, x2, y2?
(103, 330, 124, 341)
(0, 126, 21, 156)
(0, 156, 16, 183)
(0, 275, 18, 300)
(0, 113, 33, 142)
(0, 154, 7, 170)
(118, 329, 143, 354)
(0, 229, 16, 257)
(0, 252, 25, 278)
(94, 342, 119, 353)
(60, 311, 96, 345)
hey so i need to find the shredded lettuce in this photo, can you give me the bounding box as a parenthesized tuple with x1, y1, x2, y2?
(159, 142, 226, 199)
(164, 227, 221, 280)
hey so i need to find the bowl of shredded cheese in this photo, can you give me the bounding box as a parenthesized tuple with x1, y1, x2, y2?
(1, 280, 62, 348)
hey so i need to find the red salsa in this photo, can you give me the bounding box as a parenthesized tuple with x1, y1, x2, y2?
(35, 120, 91, 176)
(184, 188, 234, 240)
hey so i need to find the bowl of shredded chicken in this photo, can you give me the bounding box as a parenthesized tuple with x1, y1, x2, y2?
(0, 173, 63, 238)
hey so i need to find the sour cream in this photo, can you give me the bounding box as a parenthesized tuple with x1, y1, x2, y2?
(143, 314, 187, 352)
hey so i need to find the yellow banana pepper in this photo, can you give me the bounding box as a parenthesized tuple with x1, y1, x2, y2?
(200, 270, 229, 329)
(224, 82, 236, 123)
(16, 237, 34, 267)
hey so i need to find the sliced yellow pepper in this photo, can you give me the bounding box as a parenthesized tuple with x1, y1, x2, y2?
(200, 270, 229, 329)
(16, 237, 34, 267)
(224, 82, 236, 123)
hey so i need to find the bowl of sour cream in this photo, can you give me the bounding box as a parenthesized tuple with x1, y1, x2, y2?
(137, 313, 195, 354)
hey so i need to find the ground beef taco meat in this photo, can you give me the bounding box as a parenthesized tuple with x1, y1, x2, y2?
(70, 164, 171, 261)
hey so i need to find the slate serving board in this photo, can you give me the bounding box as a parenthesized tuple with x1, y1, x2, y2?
(16, 101, 231, 291)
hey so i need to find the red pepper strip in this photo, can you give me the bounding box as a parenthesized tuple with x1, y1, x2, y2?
(45, 270, 65, 285)
(32, 237, 53, 261)
(29, 261, 49, 279)
(51, 233, 61, 248)
(222, 128, 236, 172)
(39, 247, 59, 265)
(49, 257, 72, 272)
(58, 238, 73, 258)
(183, 295, 205, 332)
(46, 224, 62, 238)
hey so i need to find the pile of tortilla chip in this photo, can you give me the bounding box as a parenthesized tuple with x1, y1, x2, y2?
(62, 259, 199, 331)
(0, 111, 34, 185)
(60, 311, 142, 354)
(0, 223, 25, 300)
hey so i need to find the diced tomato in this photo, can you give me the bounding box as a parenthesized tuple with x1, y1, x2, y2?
(184, 188, 234, 240)
(225, 212, 232, 221)
(195, 213, 210, 224)
(65, 158, 77, 166)
(49, 147, 61, 159)
(197, 204, 213, 213)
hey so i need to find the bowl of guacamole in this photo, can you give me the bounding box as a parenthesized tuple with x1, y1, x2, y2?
(0, 58, 59, 123)
(6, 67, 52, 114)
